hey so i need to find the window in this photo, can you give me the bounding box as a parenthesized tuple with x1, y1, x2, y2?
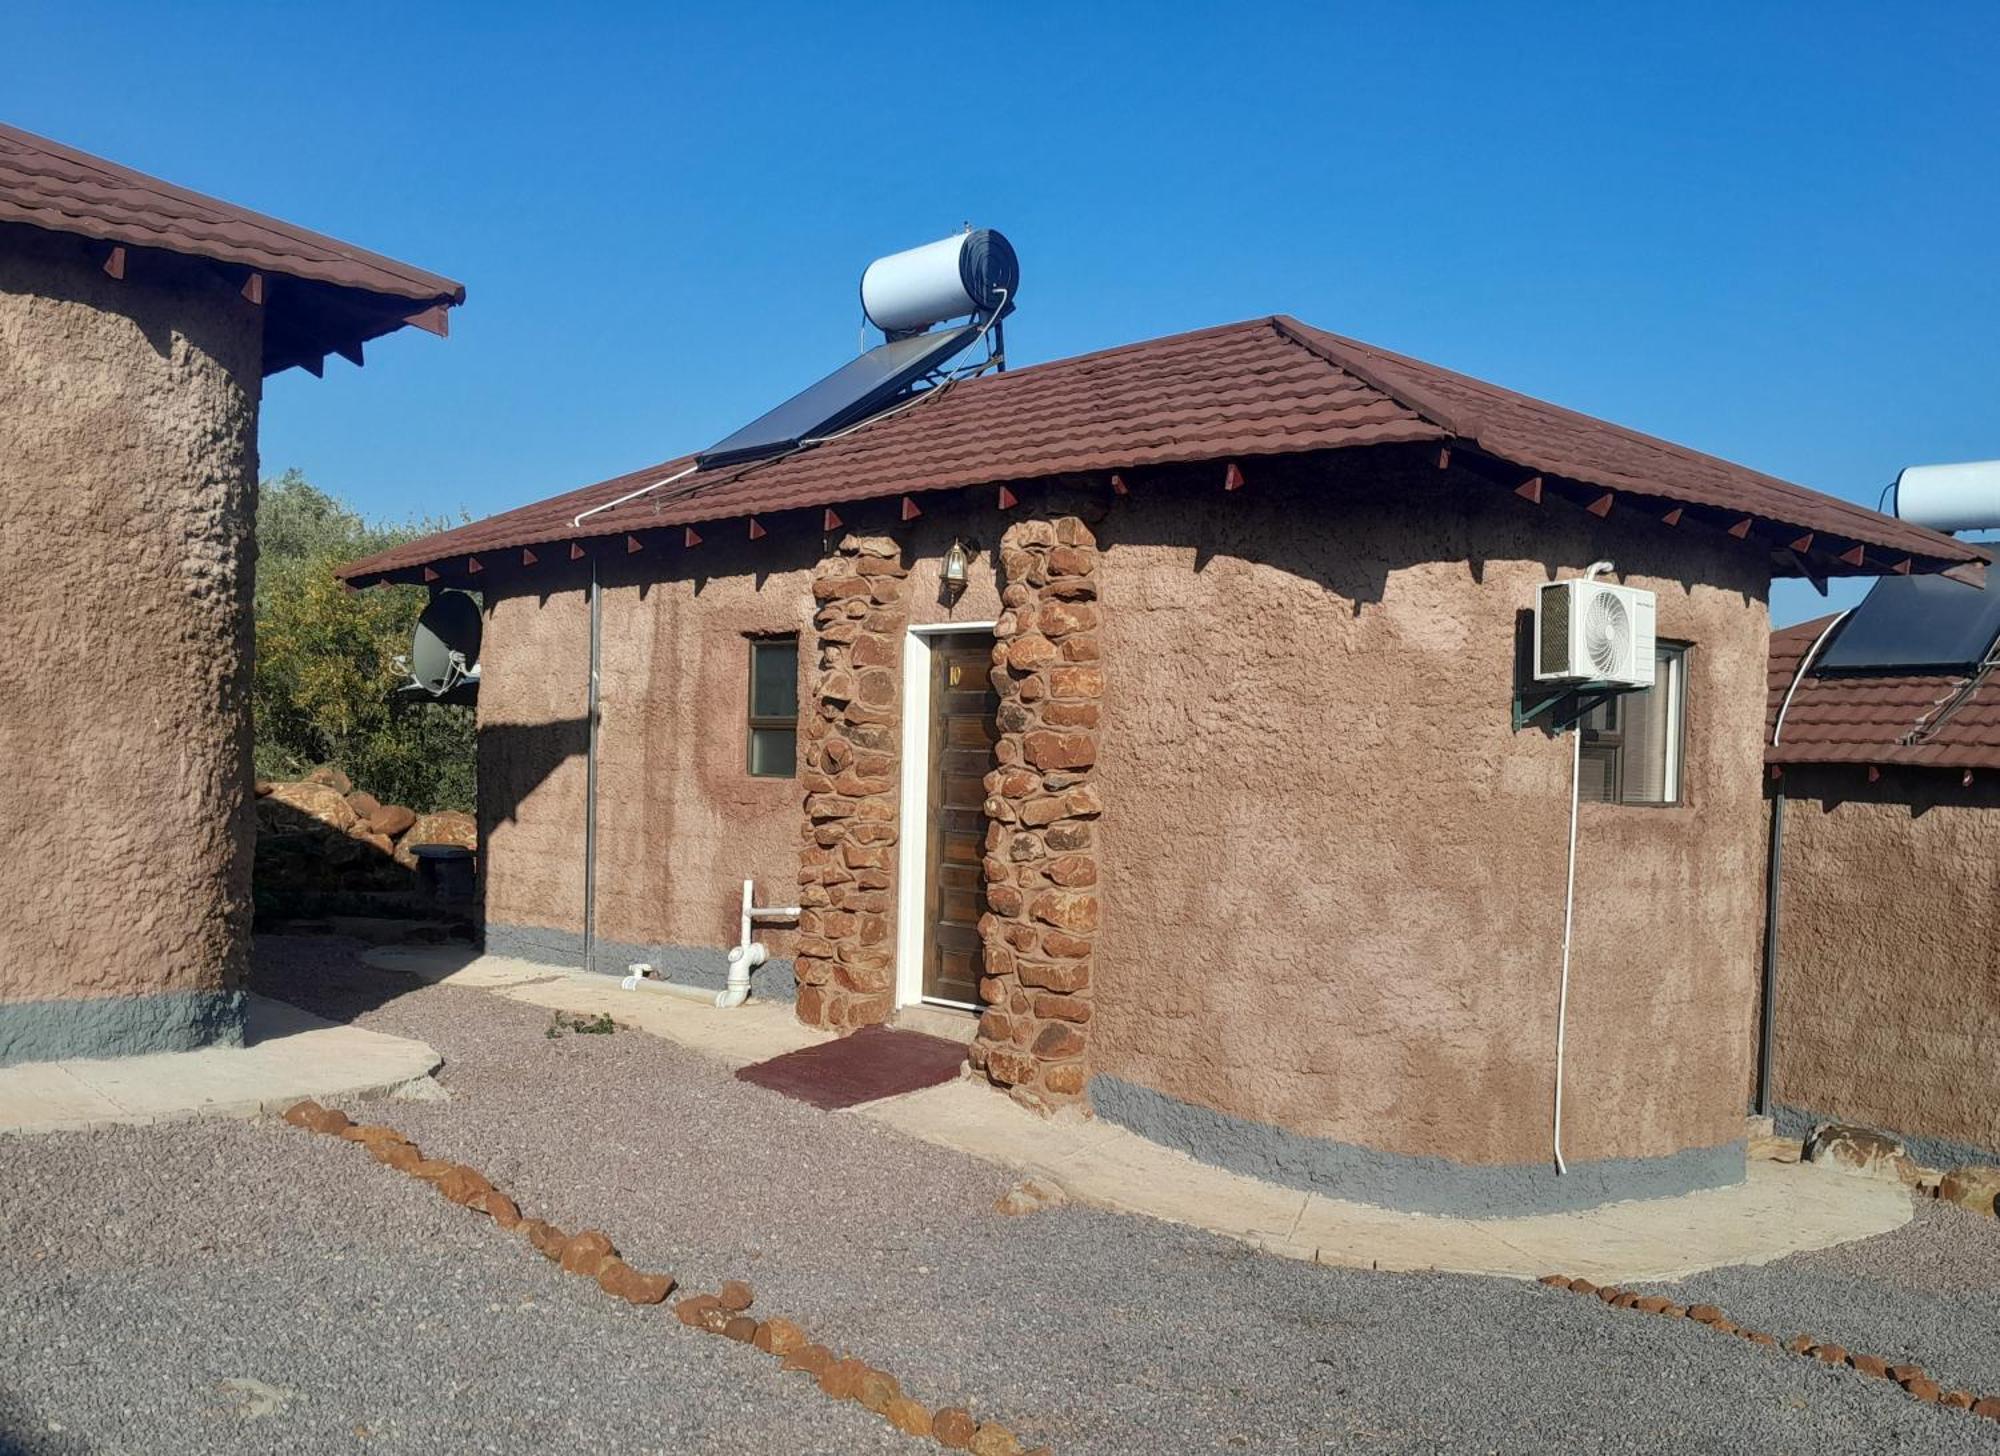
(746, 636, 798, 777)
(1578, 643, 1688, 806)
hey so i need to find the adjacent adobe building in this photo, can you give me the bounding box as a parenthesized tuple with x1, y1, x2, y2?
(340, 315, 1980, 1213)
(0, 123, 462, 1064)
(1760, 582, 2000, 1165)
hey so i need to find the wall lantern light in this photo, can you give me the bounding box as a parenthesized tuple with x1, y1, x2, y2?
(941, 537, 972, 604)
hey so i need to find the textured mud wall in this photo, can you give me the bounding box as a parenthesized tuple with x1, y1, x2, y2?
(1087, 459, 1770, 1202)
(476, 571, 594, 957)
(1770, 766, 2000, 1161)
(0, 227, 263, 1062)
(478, 517, 1001, 987)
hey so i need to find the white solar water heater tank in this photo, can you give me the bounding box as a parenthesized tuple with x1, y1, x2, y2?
(1894, 460, 2000, 534)
(860, 228, 1018, 335)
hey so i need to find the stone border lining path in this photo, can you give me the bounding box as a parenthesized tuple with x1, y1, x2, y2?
(1537, 1273, 2000, 1423)
(278, 1098, 1048, 1455)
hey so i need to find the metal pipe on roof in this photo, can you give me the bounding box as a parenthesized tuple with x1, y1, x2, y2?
(572, 462, 701, 531)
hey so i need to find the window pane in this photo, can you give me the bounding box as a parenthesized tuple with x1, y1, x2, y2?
(1621, 658, 1673, 803)
(1578, 743, 1619, 803)
(750, 640, 797, 719)
(1574, 644, 1687, 807)
(748, 726, 796, 778)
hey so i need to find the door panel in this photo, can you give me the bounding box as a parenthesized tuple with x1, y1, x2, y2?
(922, 635, 1000, 1005)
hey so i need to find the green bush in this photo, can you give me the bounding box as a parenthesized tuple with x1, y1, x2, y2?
(252, 470, 475, 813)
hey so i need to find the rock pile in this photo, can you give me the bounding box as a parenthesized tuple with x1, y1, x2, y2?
(254, 766, 475, 898)
(281, 1099, 1049, 1452)
(1536, 1272, 2000, 1421)
(1796, 1121, 2000, 1215)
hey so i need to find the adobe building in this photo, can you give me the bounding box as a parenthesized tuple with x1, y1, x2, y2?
(341, 310, 1980, 1213)
(0, 123, 462, 1064)
(1760, 574, 2000, 1166)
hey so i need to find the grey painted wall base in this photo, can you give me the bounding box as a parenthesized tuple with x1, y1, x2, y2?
(1773, 1103, 1999, 1175)
(0, 989, 246, 1068)
(484, 922, 797, 1002)
(1091, 1074, 1745, 1217)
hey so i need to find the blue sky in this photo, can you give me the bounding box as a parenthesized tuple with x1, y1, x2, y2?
(10, 3, 1995, 625)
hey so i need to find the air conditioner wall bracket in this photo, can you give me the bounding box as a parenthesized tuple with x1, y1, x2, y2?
(1512, 681, 1643, 734)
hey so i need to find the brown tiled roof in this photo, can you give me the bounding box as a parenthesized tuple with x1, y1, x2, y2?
(337, 314, 1985, 584)
(0, 122, 463, 374)
(1281, 323, 1968, 566)
(1767, 616, 2000, 770)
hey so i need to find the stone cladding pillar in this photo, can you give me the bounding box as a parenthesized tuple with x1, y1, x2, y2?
(794, 535, 908, 1029)
(969, 516, 1105, 1110)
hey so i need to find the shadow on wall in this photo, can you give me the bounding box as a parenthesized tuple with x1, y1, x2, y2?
(474, 718, 590, 833)
(1117, 446, 1768, 615)
(6, 224, 259, 377)
(1780, 762, 2000, 821)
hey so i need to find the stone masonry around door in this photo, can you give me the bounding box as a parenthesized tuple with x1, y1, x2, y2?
(795, 535, 912, 1029)
(969, 516, 1104, 1111)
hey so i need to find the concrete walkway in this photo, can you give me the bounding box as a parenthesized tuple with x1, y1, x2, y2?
(0, 995, 441, 1135)
(365, 947, 1912, 1282)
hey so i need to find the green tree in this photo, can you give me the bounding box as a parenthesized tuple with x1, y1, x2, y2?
(252, 470, 475, 812)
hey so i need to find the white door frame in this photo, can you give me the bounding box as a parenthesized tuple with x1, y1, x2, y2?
(895, 621, 999, 1009)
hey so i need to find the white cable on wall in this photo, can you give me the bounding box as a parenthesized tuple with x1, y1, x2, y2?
(1553, 704, 1583, 1176)
(1552, 560, 1615, 1176)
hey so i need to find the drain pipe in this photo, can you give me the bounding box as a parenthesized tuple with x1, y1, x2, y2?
(1756, 793, 1787, 1121)
(1551, 562, 1614, 1176)
(1756, 607, 1854, 1118)
(619, 880, 800, 1009)
(718, 879, 802, 1008)
(582, 557, 602, 975)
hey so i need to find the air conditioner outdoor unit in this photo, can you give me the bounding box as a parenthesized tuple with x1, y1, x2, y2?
(1533, 578, 1657, 687)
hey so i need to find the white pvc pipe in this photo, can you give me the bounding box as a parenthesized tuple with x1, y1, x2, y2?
(621, 880, 802, 1010)
(718, 878, 801, 1009)
(1553, 719, 1583, 1177)
(1552, 560, 1615, 1176)
(571, 462, 700, 530)
(619, 971, 720, 1004)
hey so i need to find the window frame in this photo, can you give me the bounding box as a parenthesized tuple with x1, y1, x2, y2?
(1578, 640, 1691, 809)
(745, 634, 800, 779)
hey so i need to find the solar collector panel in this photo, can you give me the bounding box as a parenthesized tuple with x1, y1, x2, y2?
(1817, 573, 2000, 674)
(697, 323, 984, 470)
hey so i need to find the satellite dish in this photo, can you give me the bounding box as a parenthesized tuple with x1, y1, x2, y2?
(409, 591, 482, 696)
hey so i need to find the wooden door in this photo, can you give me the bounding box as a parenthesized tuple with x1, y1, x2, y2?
(922, 634, 999, 1006)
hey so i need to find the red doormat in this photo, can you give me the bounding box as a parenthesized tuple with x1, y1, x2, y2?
(735, 1025, 969, 1110)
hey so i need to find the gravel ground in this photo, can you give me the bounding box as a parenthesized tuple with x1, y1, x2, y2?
(1653, 1200, 2000, 1402)
(1, 936, 1997, 1454)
